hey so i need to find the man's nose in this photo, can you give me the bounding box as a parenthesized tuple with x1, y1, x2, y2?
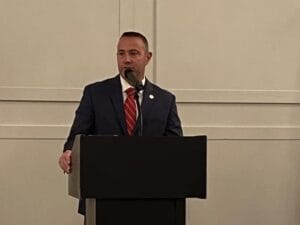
(123, 53, 132, 63)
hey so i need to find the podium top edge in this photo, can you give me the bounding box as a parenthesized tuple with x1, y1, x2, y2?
(77, 135, 207, 139)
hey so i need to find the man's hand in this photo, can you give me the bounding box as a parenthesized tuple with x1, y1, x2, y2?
(58, 150, 72, 174)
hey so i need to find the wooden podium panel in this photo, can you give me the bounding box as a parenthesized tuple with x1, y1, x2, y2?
(85, 199, 185, 225)
(69, 135, 207, 225)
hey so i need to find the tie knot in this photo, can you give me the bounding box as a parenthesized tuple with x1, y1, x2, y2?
(126, 87, 136, 96)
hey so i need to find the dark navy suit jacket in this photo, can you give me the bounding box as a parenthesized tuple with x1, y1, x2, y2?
(63, 75, 183, 214)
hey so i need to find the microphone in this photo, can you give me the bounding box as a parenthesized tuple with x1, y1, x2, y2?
(124, 69, 144, 91)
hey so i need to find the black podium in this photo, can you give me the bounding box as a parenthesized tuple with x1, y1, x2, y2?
(69, 135, 206, 225)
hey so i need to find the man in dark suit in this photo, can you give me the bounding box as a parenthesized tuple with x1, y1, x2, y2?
(58, 31, 182, 216)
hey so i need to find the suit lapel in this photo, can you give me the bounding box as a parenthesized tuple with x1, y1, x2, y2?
(109, 75, 127, 134)
(141, 79, 155, 120)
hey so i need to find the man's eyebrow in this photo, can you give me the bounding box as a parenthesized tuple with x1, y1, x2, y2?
(129, 49, 139, 52)
(118, 49, 139, 52)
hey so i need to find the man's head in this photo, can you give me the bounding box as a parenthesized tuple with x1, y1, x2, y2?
(117, 31, 152, 81)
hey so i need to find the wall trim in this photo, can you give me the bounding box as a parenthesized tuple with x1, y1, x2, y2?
(183, 126, 300, 140)
(173, 89, 300, 104)
(0, 125, 69, 140)
(0, 87, 81, 102)
(1, 125, 299, 140)
(1, 87, 300, 104)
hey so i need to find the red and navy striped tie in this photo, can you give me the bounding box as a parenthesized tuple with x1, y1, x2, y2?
(124, 87, 137, 136)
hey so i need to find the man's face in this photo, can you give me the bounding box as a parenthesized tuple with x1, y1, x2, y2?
(117, 36, 152, 81)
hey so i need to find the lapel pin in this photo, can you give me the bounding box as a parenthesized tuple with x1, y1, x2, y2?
(149, 94, 154, 99)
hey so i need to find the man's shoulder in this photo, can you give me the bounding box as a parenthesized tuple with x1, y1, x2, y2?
(85, 75, 119, 89)
(79, 75, 119, 96)
(80, 75, 120, 98)
(146, 79, 175, 99)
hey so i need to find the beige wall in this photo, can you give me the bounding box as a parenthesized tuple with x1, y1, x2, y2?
(1, 0, 300, 225)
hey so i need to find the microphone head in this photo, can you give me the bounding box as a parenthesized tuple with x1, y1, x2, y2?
(124, 69, 144, 91)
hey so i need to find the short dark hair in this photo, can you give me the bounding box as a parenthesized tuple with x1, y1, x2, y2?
(120, 31, 149, 52)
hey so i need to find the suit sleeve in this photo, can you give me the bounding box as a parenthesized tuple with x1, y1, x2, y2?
(63, 86, 95, 151)
(164, 95, 183, 136)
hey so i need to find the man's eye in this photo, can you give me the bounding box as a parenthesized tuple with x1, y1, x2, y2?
(129, 51, 139, 56)
(117, 52, 125, 56)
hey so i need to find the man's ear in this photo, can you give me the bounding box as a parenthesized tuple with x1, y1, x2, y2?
(146, 51, 152, 63)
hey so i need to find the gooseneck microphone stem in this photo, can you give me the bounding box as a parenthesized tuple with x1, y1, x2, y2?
(135, 92, 143, 136)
